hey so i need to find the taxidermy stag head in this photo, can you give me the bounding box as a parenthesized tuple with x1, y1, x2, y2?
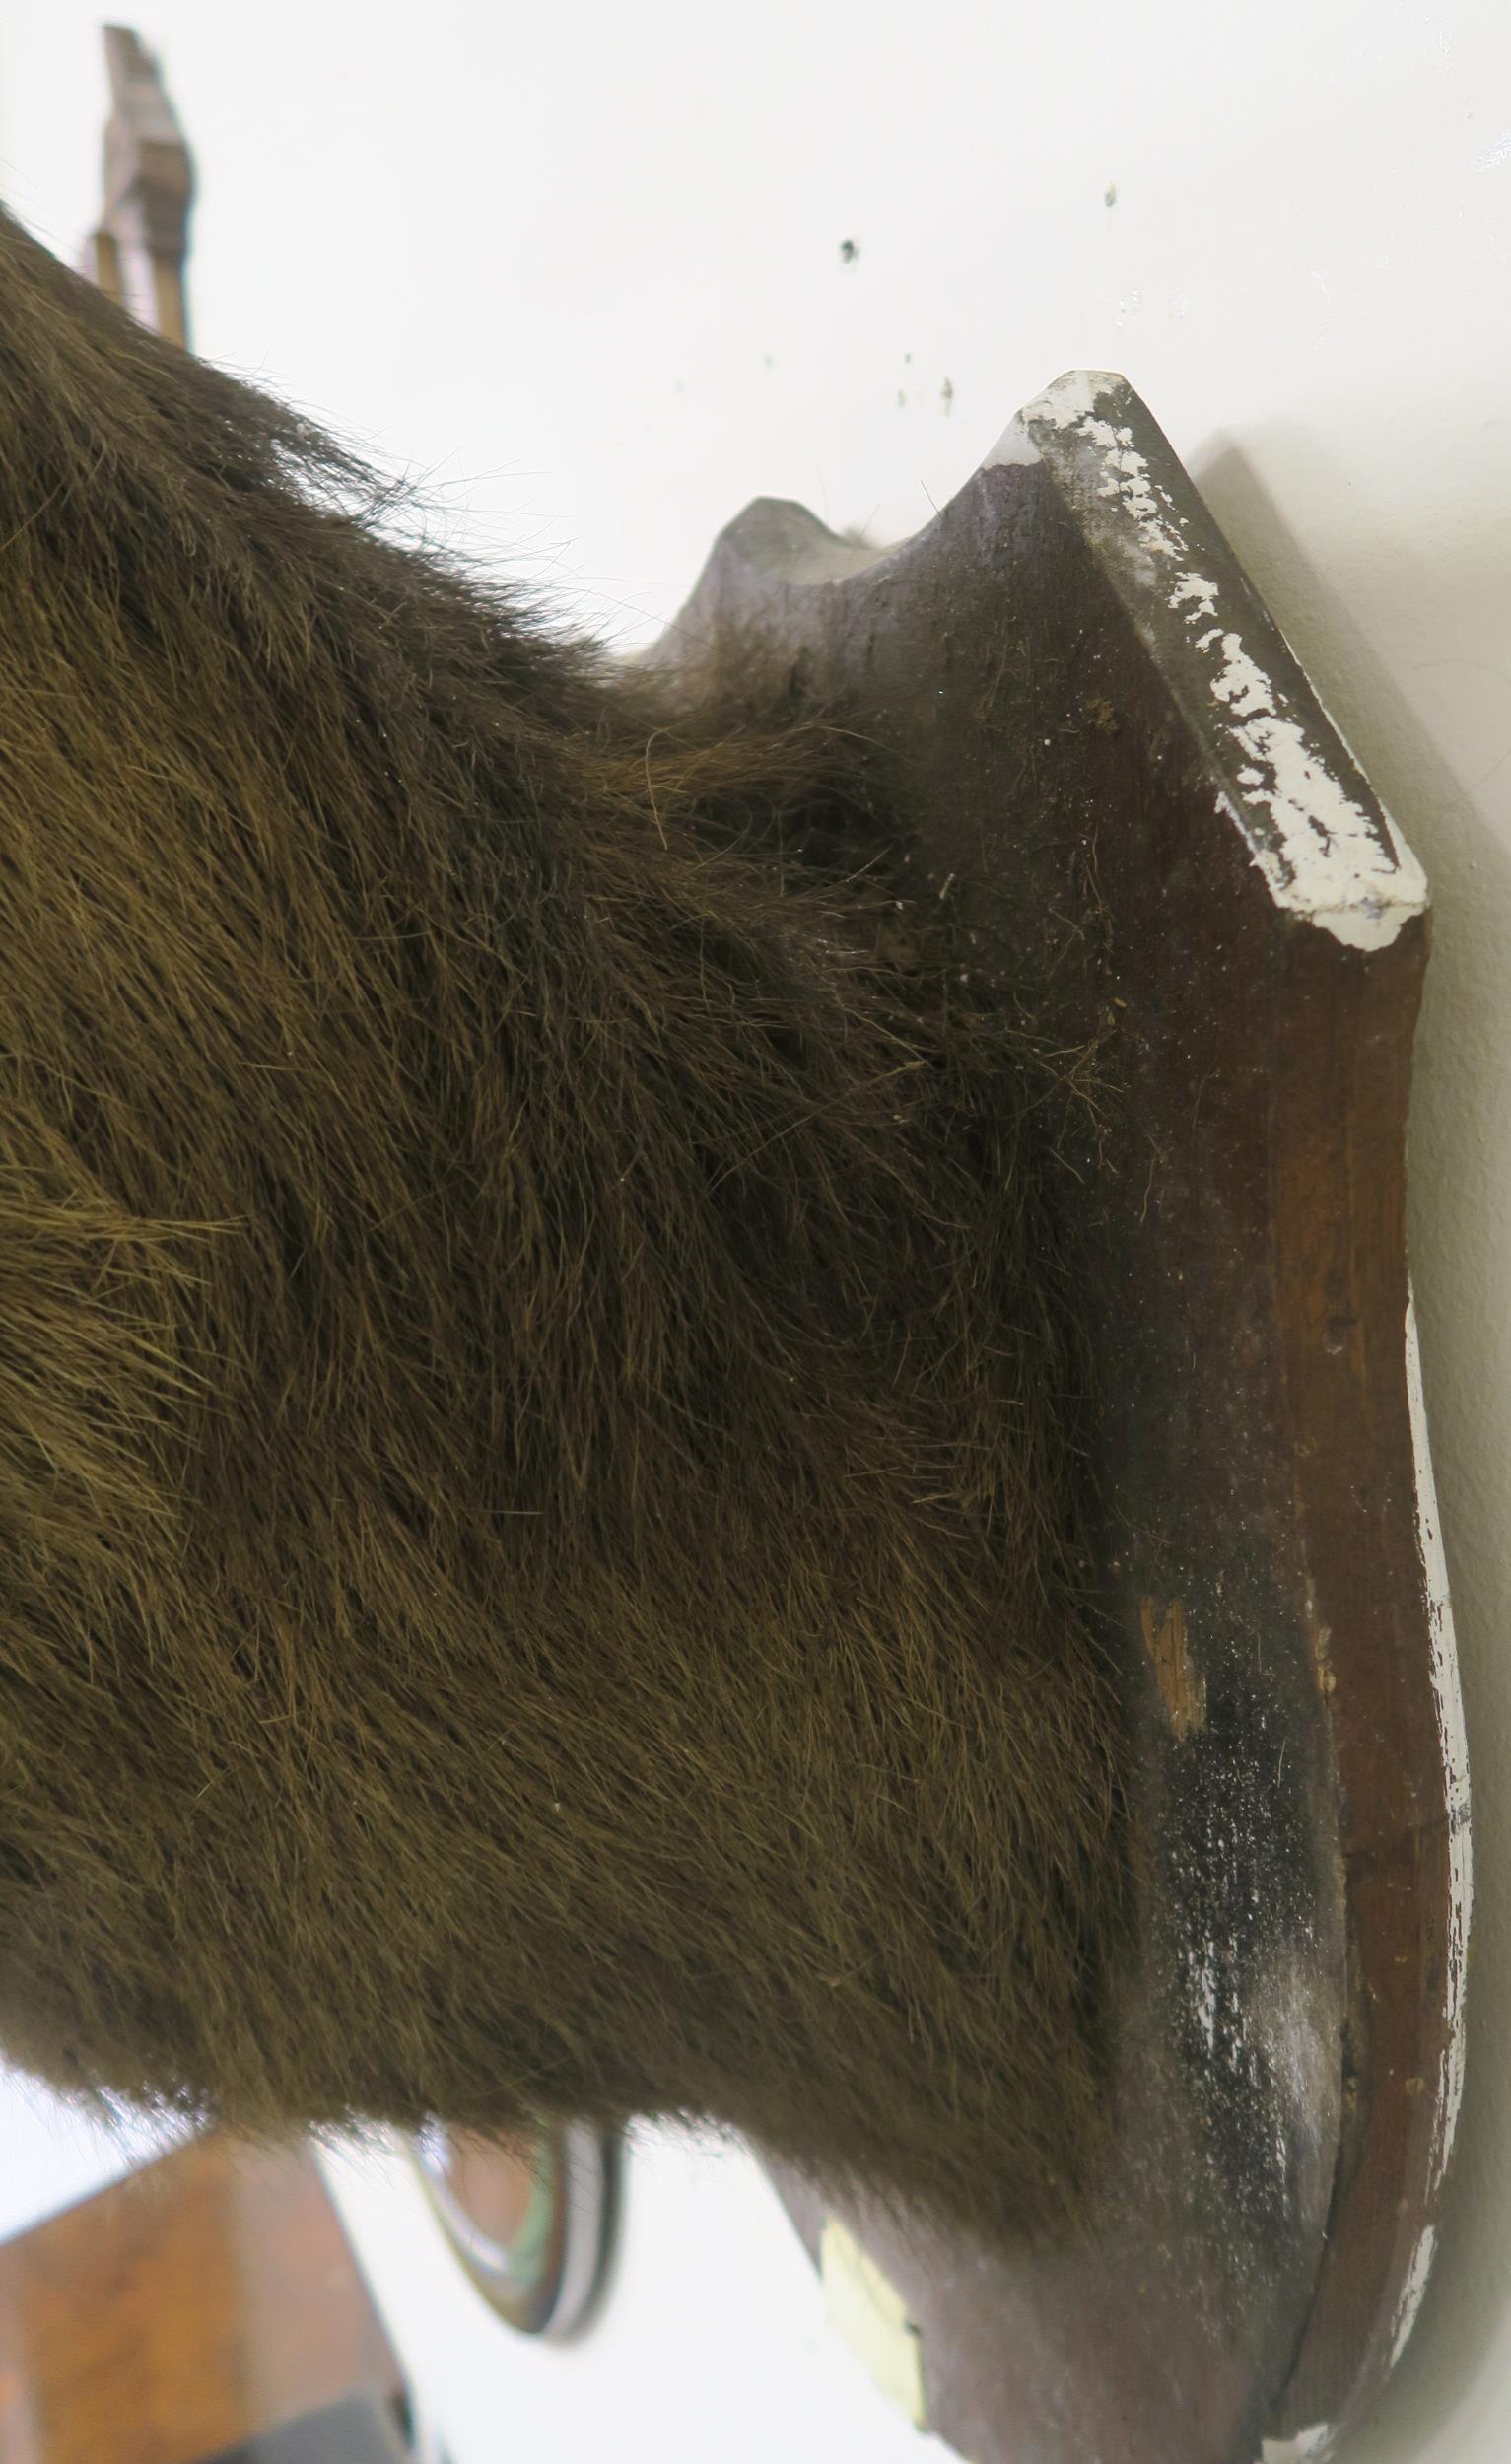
(0, 203, 1130, 2255)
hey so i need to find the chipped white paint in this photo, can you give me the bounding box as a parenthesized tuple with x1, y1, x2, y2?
(1381, 1289, 1474, 2387)
(1260, 2424, 1336, 2464)
(1019, 368, 1111, 433)
(1249, 1942, 1338, 2195)
(1406, 1284, 1473, 2200)
(987, 373, 1428, 952)
(983, 376, 1114, 474)
(1188, 1941, 1219, 2058)
(1390, 2222, 1439, 2374)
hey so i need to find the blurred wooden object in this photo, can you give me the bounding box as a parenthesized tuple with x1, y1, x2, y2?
(0, 2134, 407, 2464)
(80, 25, 193, 348)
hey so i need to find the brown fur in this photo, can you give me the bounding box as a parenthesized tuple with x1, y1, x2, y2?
(0, 204, 1129, 2253)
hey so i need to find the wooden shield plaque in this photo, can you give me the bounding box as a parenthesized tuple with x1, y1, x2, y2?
(651, 374, 1472, 2464)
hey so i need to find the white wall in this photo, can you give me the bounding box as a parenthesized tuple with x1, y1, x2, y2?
(0, 5, 1508, 2460)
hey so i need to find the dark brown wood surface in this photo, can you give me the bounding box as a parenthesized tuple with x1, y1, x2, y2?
(655, 375, 1469, 2464)
(80, 27, 193, 349)
(0, 2134, 404, 2464)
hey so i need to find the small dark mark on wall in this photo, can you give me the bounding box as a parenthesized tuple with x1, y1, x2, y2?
(941, 378, 954, 415)
(839, 238, 859, 264)
(1105, 181, 1118, 207)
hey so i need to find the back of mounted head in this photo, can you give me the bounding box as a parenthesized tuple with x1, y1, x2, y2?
(0, 204, 1129, 2257)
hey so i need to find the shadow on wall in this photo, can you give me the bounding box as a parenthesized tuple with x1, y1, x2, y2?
(1191, 428, 1511, 2464)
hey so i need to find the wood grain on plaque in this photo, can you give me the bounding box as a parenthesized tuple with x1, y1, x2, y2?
(0, 2134, 404, 2464)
